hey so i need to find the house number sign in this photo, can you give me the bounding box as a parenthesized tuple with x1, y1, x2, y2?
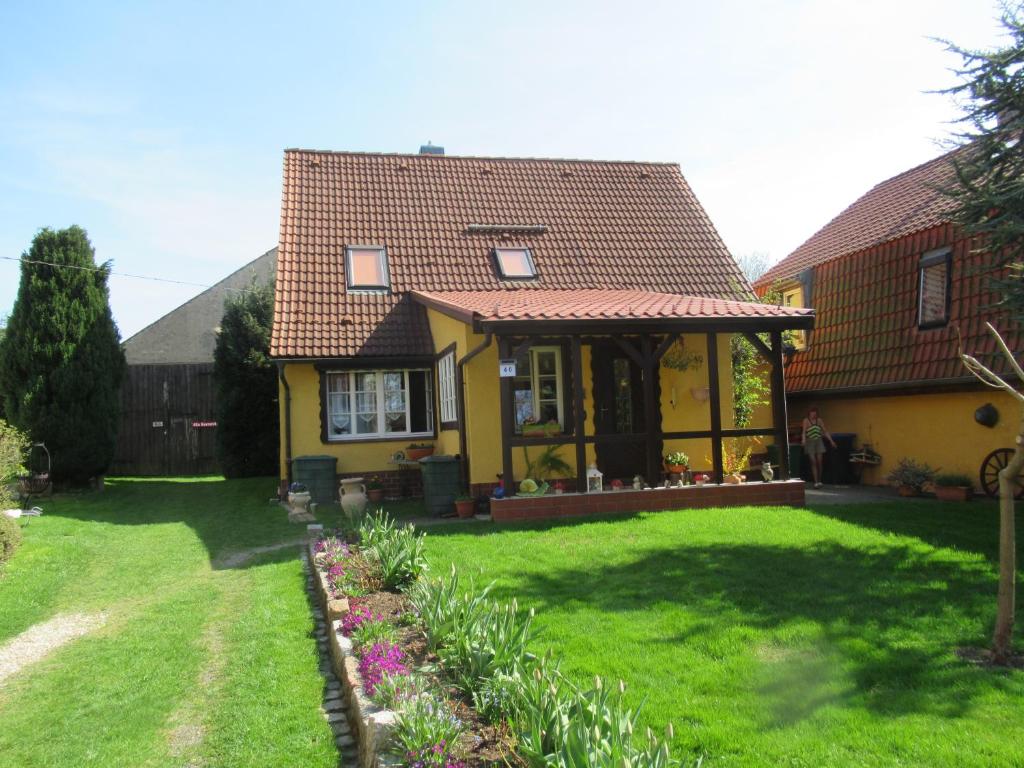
(499, 359, 517, 378)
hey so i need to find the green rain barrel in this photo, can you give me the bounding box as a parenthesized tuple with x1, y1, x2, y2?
(766, 443, 804, 480)
(420, 455, 461, 517)
(291, 455, 338, 505)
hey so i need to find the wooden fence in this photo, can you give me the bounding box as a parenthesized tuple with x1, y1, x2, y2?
(110, 363, 220, 476)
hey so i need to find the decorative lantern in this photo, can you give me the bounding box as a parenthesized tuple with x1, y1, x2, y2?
(586, 463, 604, 493)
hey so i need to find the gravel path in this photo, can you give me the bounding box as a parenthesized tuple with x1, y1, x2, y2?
(0, 612, 107, 684)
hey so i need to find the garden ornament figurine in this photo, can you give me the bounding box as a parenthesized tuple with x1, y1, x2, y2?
(761, 461, 774, 483)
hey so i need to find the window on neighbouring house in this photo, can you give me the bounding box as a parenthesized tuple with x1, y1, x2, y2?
(513, 346, 564, 432)
(918, 247, 951, 328)
(325, 369, 432, 440)
(437, 350, 457, 427)
(494, 248, 537, 279)
(346, 246, 390, 289)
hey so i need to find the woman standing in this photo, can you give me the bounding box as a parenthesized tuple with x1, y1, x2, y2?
(802, 407, 835, 489)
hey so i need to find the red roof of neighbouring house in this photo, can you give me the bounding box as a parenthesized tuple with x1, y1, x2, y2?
(753, 148, 963, 290)
(271, 150, 757, 359)
(412, 288, 813, 328)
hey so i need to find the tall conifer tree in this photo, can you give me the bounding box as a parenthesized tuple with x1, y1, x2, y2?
(0, 226, 125, 484)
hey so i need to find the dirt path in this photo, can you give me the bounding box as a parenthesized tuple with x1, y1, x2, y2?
(0, 612, 107, 684)
(212, 538, 306, 569)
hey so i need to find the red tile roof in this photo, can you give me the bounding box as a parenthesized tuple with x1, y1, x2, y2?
(754, 148, 963, 290)
(783, 224, 1017, 394)
(271, 150, 755, 358)
(412, 288, 812, 327)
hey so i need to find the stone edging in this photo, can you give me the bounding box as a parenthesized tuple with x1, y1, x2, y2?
(307, 539, 402, 768)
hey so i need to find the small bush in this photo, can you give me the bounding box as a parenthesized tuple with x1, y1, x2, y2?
(0, 419, 28, 510)
(935, 472, 973, 487)
(360, 512, 428, 589)
(390, 692, 465, 768)
(886, 458, 937, 491)
(0, 514, 21, 565)
(351, 618, 399, 650)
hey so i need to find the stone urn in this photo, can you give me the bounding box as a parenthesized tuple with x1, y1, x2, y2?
(287, 491, 313, 522)
(339, 477, 368, 522)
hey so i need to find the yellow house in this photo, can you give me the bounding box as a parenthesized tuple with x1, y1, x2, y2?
(270, 148, 813, 515)
(754, 148, 1020, 496)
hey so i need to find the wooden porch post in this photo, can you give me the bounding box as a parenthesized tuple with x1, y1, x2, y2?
(571, 335, 587, 491)
(640, 335, 660, 485)
(497, 336, 515, 495)
(706, 331, 724, 484)
(770, 330, 791, 480)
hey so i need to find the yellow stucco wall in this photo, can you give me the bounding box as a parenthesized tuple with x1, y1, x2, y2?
(278, 363, 416, 478)
(277, 323, 773, 483)
(797, 390, 1017, 488)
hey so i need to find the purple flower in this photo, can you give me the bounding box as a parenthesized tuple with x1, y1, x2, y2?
(357, 642, 408, 695)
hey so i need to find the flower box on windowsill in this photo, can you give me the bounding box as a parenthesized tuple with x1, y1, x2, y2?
(521, 422, 562, 438)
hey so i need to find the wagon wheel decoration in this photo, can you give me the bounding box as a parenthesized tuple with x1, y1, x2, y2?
(979, 448, 1024, 499)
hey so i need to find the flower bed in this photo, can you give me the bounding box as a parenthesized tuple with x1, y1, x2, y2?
(310, 512, 687, 768)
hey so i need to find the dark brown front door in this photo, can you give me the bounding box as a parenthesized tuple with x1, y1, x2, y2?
(591, 344, 647, 482)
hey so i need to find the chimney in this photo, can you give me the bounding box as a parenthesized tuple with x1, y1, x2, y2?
(419, 141, 444, 155)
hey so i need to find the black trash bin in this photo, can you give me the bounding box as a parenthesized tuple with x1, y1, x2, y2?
(420, 455, 461, 517)
(823, 433, 857, 484)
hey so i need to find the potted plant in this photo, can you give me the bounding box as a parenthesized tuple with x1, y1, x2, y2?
(366, 476, 385, 504)
(664, 451, 689, 474)
(934, 473, 974, 502)
(721, 440, 753, 484)
(405, 442, 435, 461)
(454, 494, 476, 518)
(885, 457, 937, 497)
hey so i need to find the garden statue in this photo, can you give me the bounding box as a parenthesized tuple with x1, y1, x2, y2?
(761, 462, 774, 483)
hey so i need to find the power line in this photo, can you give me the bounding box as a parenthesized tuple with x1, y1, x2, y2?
(0, 255, 262, 294)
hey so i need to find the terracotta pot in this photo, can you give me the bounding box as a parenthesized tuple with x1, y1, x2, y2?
(455, 499, 476, 518)
(723, 473, 743, 485)
(406, 446, 435, 461)
(367, 488, 385, 504)
(897, 484, 919, 497)
(935, 485, 973, 502)
(665, 463, 688, 475)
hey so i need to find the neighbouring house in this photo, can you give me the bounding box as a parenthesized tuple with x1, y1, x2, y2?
(270, 148, 813, 517)
(111, 248, 277, 475)
(753, 148, 1020, 493)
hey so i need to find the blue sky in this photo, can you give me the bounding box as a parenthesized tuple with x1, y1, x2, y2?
(0, 0, 1008, 337)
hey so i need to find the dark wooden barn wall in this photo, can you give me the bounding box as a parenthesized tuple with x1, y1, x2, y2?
(110, 363, 220, 476)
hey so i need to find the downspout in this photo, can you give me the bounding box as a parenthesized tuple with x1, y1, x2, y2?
(277, 361, 293, 484)
(456, 333, 493, 491)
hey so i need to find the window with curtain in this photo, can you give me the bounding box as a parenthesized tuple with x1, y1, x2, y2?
(918, 247, 951, 328)
(325, 369, 432, 440)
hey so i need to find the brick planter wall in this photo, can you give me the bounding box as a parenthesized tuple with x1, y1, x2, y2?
(490, 479, 804, 522)
(338, 469, 423, 499)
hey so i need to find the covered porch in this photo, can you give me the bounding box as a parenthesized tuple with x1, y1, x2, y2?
(413, 289, 815, 510)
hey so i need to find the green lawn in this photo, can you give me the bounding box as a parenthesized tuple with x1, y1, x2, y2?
(0, 477, 353, 768)
(423, 501, 1024, 768)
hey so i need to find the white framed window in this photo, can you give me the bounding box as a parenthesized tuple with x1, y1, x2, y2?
(512, 346, 564, 432)
(494, 248, 537, 279)
(325, 369, 433, 441)
(437, 350, 457, 426)
(918, 247, 951, 328)
(346, 246, 390, 290)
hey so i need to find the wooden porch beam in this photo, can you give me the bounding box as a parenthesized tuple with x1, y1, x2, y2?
(613, 336, 646, 368)
(743, 331, 774, 364)
(653, 332, 680, 362)
(641, 335, 661, 484)
(497, 336, 516, 495)
(571, 336, 587, 490)
(770, 330, 791, 480)
(706, 332, 724, 484)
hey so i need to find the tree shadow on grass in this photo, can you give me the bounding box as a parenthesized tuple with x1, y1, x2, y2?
(37, 476, 328, 570)
(807, 500, 1023, 568)
(496, 540, 1021, 725)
